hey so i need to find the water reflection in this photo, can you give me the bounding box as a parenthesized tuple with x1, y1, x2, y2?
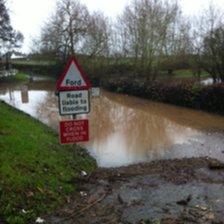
(83, 94, 201, 167)
(21, 85, 29, 103)
(1, 90, 48, 119)
(0, 81, 60, 129)
(0, 81, 224, 167)
(35, 91, 64, 130)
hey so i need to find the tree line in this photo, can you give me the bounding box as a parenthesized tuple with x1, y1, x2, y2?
(0, 0, 23, 69)
(30, 0, 224, 82)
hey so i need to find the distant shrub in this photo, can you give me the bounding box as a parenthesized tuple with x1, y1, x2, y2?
(11, 63, 64, 78)
(103, 79, 224, 115)
(195, 83, 224, 113)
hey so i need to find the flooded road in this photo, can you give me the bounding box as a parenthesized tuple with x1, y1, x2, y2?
(0, 80, 224, 167)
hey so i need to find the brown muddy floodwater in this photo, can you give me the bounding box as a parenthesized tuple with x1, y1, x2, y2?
(0, 80, 224, 167)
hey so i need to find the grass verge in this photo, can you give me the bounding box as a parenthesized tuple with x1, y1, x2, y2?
(0, 72, 28, 82)
(173, 69, 209, 78)
(0, 101, 96, 224)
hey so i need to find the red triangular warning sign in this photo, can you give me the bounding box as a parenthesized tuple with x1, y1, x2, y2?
(56, 57, 91, 91)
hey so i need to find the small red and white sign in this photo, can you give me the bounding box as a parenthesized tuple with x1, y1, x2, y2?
(59, 119, 89, 144)
(56, 57, 91, 91)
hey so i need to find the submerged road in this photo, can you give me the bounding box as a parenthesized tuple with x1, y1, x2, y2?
(0, 80, 224, 167)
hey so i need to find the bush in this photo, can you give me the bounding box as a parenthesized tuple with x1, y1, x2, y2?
(103, 79, 224, 115)
(195, 83, 224, 114)
(11, 63, 64, 78)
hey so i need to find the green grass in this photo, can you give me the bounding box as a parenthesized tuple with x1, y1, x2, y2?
(13, 72, 28, 81)
(0, 101, 96, 224)
(173, 69, 209, 78)
(0, 72, 28, 82)
(12, 60, 56, 66)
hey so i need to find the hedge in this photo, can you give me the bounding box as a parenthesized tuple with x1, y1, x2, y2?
(102, 79, 224, 115)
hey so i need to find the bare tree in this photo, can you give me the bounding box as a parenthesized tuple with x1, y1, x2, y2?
(116, 0, 180, 79)
(39, 0, 112, 63)
(81, 11, 110, 58)
(0, 0, 23, 69)
(39, 0, 89, 61)
(191, 4, 224, 82)
(202, 26, 224, 82)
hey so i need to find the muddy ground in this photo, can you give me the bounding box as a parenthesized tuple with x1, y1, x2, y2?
(46, 157, 224, 224)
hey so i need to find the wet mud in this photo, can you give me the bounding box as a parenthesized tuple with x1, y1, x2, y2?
(46, 158, 224, 224)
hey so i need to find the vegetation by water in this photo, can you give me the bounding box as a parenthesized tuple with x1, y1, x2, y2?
(11, 57, 208, 81)
(1, 0, 224, 223)
(11, 60, 63, 78)
(10, 58, 224, 115)
(0, 72, 28, 82)
(103, 78, 224, 115)
(24, 0, 224, 83)
(12, 60, 56, 66)
(173, 69, 209, 78)
(2, 0, 224, 88)
(0, 101, 96, 224)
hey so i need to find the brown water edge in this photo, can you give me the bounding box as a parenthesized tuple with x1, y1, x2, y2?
(103, 90, 224, 131)
(83, 91, 224, 167)
(0, 80, 224, 168)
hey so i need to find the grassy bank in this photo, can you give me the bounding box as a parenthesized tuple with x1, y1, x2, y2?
(0, 101, 96, 224)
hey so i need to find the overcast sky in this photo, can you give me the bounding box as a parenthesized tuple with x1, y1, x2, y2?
(8, 0, 224, 53)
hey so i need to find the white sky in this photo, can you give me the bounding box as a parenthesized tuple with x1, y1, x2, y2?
(8, 0, 224, 53)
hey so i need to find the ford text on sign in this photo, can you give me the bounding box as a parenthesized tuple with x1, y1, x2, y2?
(56, 58, 91, 91)
(59, 90, 90, 115)
(59, 119, 89, 144)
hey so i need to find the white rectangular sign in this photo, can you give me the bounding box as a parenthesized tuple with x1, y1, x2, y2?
(91, 87, 100, 97)
(59, 90, 90, 115)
